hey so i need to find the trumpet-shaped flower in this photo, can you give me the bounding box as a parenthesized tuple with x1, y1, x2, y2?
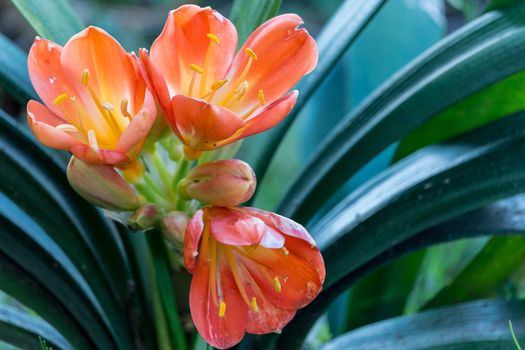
(141, 5, 317, 158)
(27, 26, 157, 165)
(184, 206, 325, 349)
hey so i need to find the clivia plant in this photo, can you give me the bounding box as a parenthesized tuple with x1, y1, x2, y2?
(1, 0, 525, 349)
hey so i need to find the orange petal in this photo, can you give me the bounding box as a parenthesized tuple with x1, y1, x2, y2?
(139, 48, 173, 120)
(27, 100, 81, 150)
(190, 255, 247, 349)
(239, 239, 323, 310)
(150, 5, 237, 97)
(184, 209, 205, 273)
(221, 14, 317, 112)
(241, 90, 298, 139)
(61, 26, 138, 140)
(70, 144, 128, 165)
(115, 89, 157, 154)
(27, 37, 76, 119)
(208, 207, 267, 246)
(170, 95, 243, 150)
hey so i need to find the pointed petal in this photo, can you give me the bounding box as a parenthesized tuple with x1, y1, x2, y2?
(115, 89, 157, 154)
(241, 207, 316, 247)
(27, 100, 81, 150)
(150, 5, 237, 96)
(223, 14, 317, 112)
(67, 156, 141, 210)
(27, 37, 77, 119)
(239, 240, 324, 310)
(208, 207, 266, 246)
(184, 209, 204, 273)
(190, 255, 247, 349)
(170, 95, 243, 150)
(241, 91, 298, 138)
(139, 48, 173, 120)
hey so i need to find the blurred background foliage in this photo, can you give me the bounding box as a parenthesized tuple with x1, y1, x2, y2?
(5, 0, 525, 349)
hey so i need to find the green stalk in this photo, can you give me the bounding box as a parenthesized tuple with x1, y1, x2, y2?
(148, 232, 188, 350)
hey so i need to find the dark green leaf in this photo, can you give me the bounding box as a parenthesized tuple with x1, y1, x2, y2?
(10, 0, 83, 45)
(0, 34, 36, 103)
(229, 0, 282, 44)
(277, 2, 525, 223)
(0, 305, 71, 350)
(238, 0, 387, 181)
(321, 299, 525, 350)
(275, 111, 525, 349)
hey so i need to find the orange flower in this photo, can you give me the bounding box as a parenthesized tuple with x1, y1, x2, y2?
(27, 26, 157, 165)
(184, 206, 325, 349)
(141, 5, 317, 159)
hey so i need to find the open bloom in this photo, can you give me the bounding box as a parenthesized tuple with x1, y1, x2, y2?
(27, 26, 157, 165)
(141, 5, 317, 158)
(184, 206, 325, 349)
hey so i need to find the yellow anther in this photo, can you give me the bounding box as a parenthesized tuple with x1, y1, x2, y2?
(81, 69, 90, 86)
(281, 247, 289, 256)
(121, 98, 132, 120)
(207, 33, 220, 44)
(258, 89, 265, 105)
(245, 48, 258, 60)
(102, 102, 114, 111)
(56, 124, 78, 133)
(190, 64, 205, 74)
(236, 81, 249, 101)
(218, 301, 227, 318)
(53, 93, 69, 105)
(88, 129, 99, 151)
(273, 276, 282, 293)
(250, 297, 259, 312)
(211, 79, 228, 91)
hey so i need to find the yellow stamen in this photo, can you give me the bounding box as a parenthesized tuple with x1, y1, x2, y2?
(218, 301, 227, 318)
(250, 297, 259, 312)
(70, 96, 86, 136)
(236, 81, 249, 101)
(81, 68, 90, 86)
(258, 89, 266, 105)
(207, 33, 220, 45)
(88, 129, 99, 150)
(225, 249, 251, 306)
(53, 93, 69, 105)
(56, 124, 78, 133)
(245, 48, 258, 60)
(102, 102, 114, 111)
(190, 64, 205, 74)
(211, 79, 228, 91)
(209, 235, 219, 307)
(273, 276, 282, 293)
(121, 98, 133, 121)
(281, 247, 289, 256)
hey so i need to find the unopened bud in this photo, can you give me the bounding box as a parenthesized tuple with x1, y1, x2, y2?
(162, 211, 189, 245)
(129, 205, 160, 229)
(67, 157, 142, 211)
(178, 159, 256, 206)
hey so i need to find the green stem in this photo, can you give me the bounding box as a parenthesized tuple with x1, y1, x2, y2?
(173, 155, 193, 211)
(150, 147, 176, 202)
(147, 232, 188, 350)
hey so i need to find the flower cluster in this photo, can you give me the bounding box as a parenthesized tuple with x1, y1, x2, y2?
(26, 4, 324, 349)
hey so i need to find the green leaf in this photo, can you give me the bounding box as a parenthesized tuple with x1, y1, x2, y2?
(277, 2, 525, 223)
(0, 110, 135, 348)
(10, 0, 83, 45)
(486, 0, 521, 12)
(0, 305, 72, 350)
(229, 0, 282, 44)
(275, 111, 525, 349)
(320, 299, 525, 350)
(0, 34, 36, 103)
(238, 0, 387, 181)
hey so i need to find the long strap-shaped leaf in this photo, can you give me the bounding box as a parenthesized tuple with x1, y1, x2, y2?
(321, 299, 525, 350)
(0, 111, 135, 348)
(0, 34, 36, 103)
(274, 111, 525, 349)
(10, 0, 83, 45)
(278, 3, 525, 222)
(0, 253, 93, 350)
(229, 0, 282, 43)
(237, 0, 387, 178)
(0, 305, 72, 350)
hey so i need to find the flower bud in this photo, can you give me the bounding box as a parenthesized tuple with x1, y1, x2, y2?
(162, 211, 189, 245)
(67, 156, 142, 211)
(129, 204, 160, 229)
(178, 159, 256, 206)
